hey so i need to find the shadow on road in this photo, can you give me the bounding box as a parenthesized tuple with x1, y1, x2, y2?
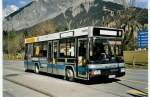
(26, 70, 122, 85)
(25, 70, 148, 97)
(28, 70, 65, 80)
(75, 78, 120, 85)
(29, 70, 121, 85)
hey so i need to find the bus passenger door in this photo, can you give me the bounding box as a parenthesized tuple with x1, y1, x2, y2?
(24, 44, 33, 70)
(26, 44, 34, 70)
(77, 38, 88, 79)
(52, 41, 58, 74)
(38, 42, 48, 72)
(47, 41, 53, 73)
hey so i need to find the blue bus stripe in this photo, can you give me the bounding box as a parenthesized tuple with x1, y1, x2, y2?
(48, 64, 64, 70)
(25, 61, 88, 72)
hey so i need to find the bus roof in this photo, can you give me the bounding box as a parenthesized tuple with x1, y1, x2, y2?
(25, 26, 123, 44)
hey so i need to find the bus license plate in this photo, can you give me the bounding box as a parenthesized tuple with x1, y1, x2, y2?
(109, 75, 116, 78)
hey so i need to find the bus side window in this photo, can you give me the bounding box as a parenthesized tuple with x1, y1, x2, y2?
(66, 39, 75, 57)
(24, 44, 28, 60)
(35, 46, 40, 56)
(69, 46, 74, 57)
(40, 42, 48, 57)
(33, 42, 48, 57)
(59, 41, 66, 57)
(48, 43, 52, 58)
(59, 39, 75, 58)
(53, 42, 58, 58)
(27, 44, 33, 59)
(79, 42, 86, 57)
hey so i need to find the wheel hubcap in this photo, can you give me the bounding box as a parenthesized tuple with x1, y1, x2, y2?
(67, 69, 73, 80)
(35, 66, 39, 73)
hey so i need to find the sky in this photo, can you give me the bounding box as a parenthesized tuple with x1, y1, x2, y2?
(134, 0, 148, 8)
(2, 0, 148, 17)
(3, 0, 32, 17)
(3, 0, 32, 9)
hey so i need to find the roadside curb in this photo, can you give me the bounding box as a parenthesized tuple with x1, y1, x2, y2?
(127, 89, 147, 97)
(115, 81, 148, 96)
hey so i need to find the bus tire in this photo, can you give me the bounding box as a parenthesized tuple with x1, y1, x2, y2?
(25, 69, 28, 72)
(35, 65, 39, 74)
(66, 68, 74, 81)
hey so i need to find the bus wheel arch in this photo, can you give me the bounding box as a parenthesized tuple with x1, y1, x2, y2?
(65, 66, 75, 81)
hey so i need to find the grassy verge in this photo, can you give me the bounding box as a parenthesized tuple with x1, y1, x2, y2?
(124, 51, 148, 69)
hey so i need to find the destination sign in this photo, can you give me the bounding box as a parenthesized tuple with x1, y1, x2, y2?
(100, 30, 117, 36)
(93, 28, 122, 37)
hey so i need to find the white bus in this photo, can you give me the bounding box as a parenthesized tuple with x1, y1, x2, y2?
(24, 26, 125, 81)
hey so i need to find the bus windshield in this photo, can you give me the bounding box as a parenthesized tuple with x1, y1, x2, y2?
(89, 38, 123, 64)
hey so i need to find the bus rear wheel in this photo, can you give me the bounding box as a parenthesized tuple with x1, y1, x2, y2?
(35, 65, 39, 73)
(65, 68, 74, 81)
(25, 69, 28, 72)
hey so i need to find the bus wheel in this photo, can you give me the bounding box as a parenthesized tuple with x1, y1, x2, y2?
(35, 65, 39, 73)
(25, 69, 28, 72)
(66, 68, 74, 81)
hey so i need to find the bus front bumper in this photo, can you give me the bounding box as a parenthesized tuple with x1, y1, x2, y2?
(88, 68, 125, 79)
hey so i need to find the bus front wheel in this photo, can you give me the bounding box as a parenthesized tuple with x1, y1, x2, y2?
(65, 68, 74, 81)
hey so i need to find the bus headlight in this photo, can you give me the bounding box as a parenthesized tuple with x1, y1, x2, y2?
(91, 70, 101, 75)
(119, 63, 124, 67)
(120, 68, 125, 73)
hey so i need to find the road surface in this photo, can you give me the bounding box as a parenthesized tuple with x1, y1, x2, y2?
(3, 60, 148, 97)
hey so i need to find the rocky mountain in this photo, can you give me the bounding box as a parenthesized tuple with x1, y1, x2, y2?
(52, 0, 147, 31)
(3, 0, 148, 54)
(3, 0, 133, 32)
(52, 0, 124, 31)
(3, 0, 72, 31)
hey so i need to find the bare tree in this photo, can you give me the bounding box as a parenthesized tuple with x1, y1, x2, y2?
(119, 0, 136, 8)
(129, 0, 136, 7)
(63, 12, 72, 30)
